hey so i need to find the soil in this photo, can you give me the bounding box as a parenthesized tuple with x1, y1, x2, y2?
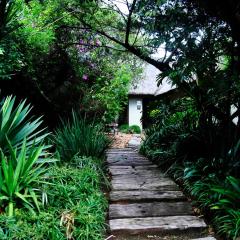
(109, 133, 133, 148)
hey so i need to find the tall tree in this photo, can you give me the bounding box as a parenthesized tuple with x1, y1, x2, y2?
(67, 0, 240, 147)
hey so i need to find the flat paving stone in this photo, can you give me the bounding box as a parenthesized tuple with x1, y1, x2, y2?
(109, 216, 207, 234)
(109, 165, 159, 170)
(107, 156, 149, 161)
(110, 170, 165, 178)
(107, 159, 152, 166)
(109, 202, 193, 219)
(107, 148, 133, 152)
(192, 238, 216, 240)
(112, 179, 178, 191)
(110, 190, 186, 202)
(111, 173, 168, 182)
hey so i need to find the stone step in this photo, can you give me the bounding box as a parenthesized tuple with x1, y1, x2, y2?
(109, 202, 193, 219)
(107, 148, 134, 153)
(192, 237, 216, 240)
(112, 177, 178, 191)
(107, 148, 210, 239)
(109, 167, 164, 177)
(107, 158, 152, 166)
(107, 152, 142, 155)
(109, 165, 159, 171)
(109, 216, 207, 234)
(107, 157, 149, 162)
(110, 190, 186, 202)
(107, 155, 148, 160)
(111, 174, 169, 182)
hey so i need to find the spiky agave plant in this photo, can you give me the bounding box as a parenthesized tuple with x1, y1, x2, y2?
(0, 139, 52, 216)
(0, 96, 50, 156)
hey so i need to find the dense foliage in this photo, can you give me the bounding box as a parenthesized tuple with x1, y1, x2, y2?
(0, 96, 49, 153)
(0, 162, 107, 239)
(1, 0, 240, 239)
(75, 0, 240, 238)
(0, 0, 140, 125)
(0, 95, 109, 239)
(53, 112, 110, 162)
(141, 97, 240, 239)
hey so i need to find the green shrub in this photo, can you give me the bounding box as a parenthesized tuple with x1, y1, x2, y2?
(213, 209, 240, 240)
(140, 98, 199, 168)
(53, 112, 110, 162)
(211, 176, 240, 210)
(0, 160, 108, 240)
(129, 125, 141, 134)
(183, 169, 240, 239)
(119, 124, 130, 133)
(119, 124, 141, 134)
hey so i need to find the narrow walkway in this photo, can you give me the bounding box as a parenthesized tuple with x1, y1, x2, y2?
(107, 148, 215, 240)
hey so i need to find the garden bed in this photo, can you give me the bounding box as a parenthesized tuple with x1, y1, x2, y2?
(0, 161, 108, 239)
(0, 99, 110, 240)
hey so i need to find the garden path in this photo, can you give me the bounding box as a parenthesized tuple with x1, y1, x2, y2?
(106, 147, 216, 240)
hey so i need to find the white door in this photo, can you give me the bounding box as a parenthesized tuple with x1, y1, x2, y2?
(128, 98, 143, 130)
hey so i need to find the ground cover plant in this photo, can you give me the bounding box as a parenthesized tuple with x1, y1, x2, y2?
(0, 163, 107, 240)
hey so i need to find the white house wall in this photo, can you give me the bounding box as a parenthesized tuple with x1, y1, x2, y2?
(128, 98, 143, 130)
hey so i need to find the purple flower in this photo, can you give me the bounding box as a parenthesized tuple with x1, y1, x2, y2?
(79, 39, 84, 44)
(82, 74, 88, 81)
(95, 39, 101, 46)
(90, 63, 95, 68)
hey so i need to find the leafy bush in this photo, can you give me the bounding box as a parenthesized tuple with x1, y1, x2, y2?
(140, 98, 199, 169)
(129, 125, 141, 134)
(0, 96, 52, 216)
(213, 209, 240, 240)
(183, 164, 240, 239)
(53, 112, 110, 162)
(0, 139, 52, 216)
(0, 158, 108, 240)
(119, 124, 130, 133)
(0, 96, 49, 154)
(211, 176, 240, 210)
(119, 124, 141, 134)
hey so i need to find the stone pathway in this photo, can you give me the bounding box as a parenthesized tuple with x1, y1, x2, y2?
(128, 134, 142, 149)
(106, 148, 216, 239)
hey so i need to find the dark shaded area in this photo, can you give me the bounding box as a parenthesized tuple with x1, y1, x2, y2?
(0, 47, 83, 129)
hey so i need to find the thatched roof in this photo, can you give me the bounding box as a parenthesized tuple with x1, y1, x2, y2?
(129, 63, 175, 96)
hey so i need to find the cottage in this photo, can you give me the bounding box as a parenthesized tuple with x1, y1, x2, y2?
(126, 63, 178, 130)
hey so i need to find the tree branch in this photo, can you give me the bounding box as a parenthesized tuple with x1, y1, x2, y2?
(125, 0, 137, 45)
(62, 42, 127, 52)
(67, 6, 171, 72)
